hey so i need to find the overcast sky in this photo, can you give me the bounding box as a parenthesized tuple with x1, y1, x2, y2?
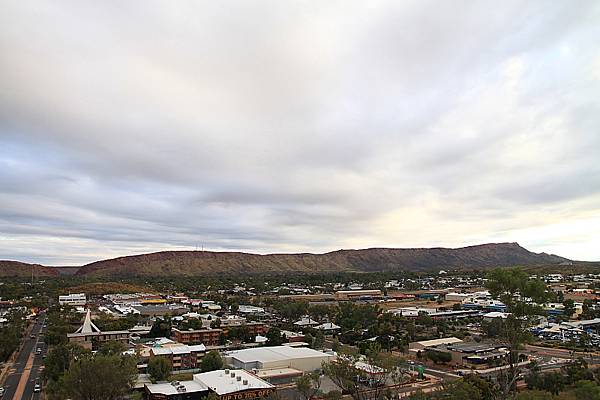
(1, 1, 599, 265)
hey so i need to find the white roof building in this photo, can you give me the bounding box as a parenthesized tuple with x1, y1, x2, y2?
(294, 317, 319, 327)
(224, 345, 335, 372)
(408, 337, 463, 352)
(194, 369, 274, 395)
(315, 322, 341, 331)
(145, 380, 208, 397)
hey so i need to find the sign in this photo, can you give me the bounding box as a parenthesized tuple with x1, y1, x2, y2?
(220, 389, 275, 400)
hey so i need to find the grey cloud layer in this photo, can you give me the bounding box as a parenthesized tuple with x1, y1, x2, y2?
(1, 1, 599, 264)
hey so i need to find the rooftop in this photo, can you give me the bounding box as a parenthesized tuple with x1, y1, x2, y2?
(225, 345, 333, 363)
(194, 369, 274, 395)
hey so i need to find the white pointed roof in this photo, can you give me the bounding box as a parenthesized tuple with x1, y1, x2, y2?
(76, 309, 101, 333)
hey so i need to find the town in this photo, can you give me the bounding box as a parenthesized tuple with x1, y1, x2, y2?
(2, 268, 600, 399)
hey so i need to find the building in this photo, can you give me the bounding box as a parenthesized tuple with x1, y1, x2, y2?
(238, 305, 265, 314)
(172, 327, 224, 346)
(138, 337, 207, 372)
(388, 307, 437, 318)
(293, 317, 319, 328)
(145, 369, 275, 400)
(408, 337, 463, 355)
(223, 345, 335, 372)
(445, 293, 472, 302)
(145, 380, 208, 400)
(67, 309, 130, 350)
(334, 290, 383, 301)
(132, 304, 189, 317)
(58, 293, 87, 306)
(428, 342, 509, 366)
(314, 322, 340, 333)
(195, 369, 275, 400)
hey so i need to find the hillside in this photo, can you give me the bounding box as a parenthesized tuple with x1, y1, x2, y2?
(0, 260, 60, 277)
(71, 242, 568, 277)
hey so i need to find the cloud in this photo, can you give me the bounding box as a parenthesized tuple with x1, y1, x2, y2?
(0, 1, 599, 264)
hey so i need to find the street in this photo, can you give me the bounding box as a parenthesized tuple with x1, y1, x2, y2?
(2, 313, 46, 400)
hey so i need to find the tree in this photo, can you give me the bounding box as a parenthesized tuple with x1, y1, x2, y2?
(573, 380, 600, 400)
(266, 327, 286, 346)
(323, 391, 342, 400)
(98, 340, 126, 356)
(43, 343, 90, 382)
(52, 354, 138, 400)
(312, 331, 325, 349)
(322, 343, 403, 400)
(148, 356, 172, 382)
(201, 350, 223, 372)
(147, 317, 171, 338)
(515, 390, 554, 400)
(442, 379, 483, 400)
(563, 299, 576, 318)
(296, 371, 322, 400)
(485, 268, 550, 398)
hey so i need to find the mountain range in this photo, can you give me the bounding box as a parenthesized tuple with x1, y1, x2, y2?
(0, 242, 572, 278)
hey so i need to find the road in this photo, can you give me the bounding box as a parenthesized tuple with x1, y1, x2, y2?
(2, 313, 46, 400)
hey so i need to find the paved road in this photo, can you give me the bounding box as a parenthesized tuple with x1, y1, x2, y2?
(2, 313, 46, 400)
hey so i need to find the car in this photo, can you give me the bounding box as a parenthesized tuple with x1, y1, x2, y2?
(34, 383, 41, 392)
(30, 334, 35, 339)
(36, 348, 41, 354)
(0, 386, 5, 396)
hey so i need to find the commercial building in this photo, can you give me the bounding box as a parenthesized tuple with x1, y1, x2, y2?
(334, 290, 383, 301)
(408, 337, 463, 355)
(144, 369, 275, 400)
(428, 342, 509, 366)
(223, 345, 335, 372)
(58, 293, 87, 306)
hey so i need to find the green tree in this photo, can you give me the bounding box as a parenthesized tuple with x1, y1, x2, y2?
(98, 340, 126, 356)
(53, 354, 138, 400)
(485, 268, 550, 398)
(515, 390, 554, 400)
(322, 343, 402, 400)
(148, 356, 172, 382)
(43, 343, 90, 382)
(563, 299, 576, 318)
(201, 350, 223, 372)
(147, 317, 171, 338)
(573, 380, 600, 400)
(296, 371, 322, 400)
(266, 327, 285, 346)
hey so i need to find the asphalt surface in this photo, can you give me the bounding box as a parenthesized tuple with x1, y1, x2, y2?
(2, 313, 46, 400)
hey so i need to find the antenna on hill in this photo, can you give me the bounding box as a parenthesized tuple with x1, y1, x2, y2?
(31, 263, 34, 286)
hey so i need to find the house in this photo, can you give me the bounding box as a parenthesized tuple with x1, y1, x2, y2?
(314, 322, 340, 333)
(293, 317, 319, 327)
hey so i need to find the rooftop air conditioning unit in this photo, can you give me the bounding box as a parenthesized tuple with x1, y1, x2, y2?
(225, 369, 230, 374)
(236, 376, 241, 381)
(243, 380, 248, 385)
(231, 372, 235, 378)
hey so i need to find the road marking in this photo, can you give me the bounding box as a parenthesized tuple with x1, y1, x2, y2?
(14, 351, 35, 400)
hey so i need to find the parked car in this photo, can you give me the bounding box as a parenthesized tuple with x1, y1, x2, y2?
(0, 386, 5, 396)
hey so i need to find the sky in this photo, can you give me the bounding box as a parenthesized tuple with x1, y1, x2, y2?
(1, 1, 599, 265)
